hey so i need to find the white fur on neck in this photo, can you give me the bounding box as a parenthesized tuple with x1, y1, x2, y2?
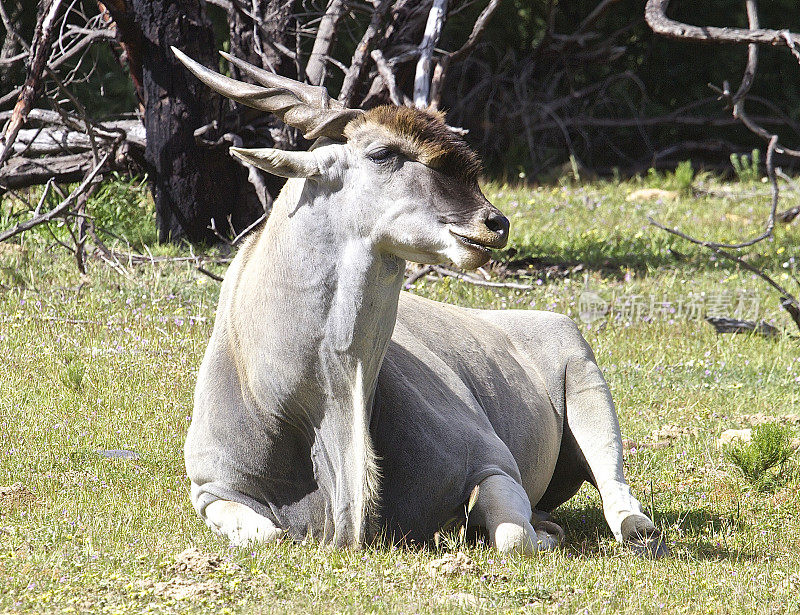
(347, 361, 380, 541)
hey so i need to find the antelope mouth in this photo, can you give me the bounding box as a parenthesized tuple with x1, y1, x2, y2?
(449, 230, 495, 255)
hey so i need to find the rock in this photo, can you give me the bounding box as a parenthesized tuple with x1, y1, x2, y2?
(428, 552, 480, 577)
(626, 188, 679, 202)
(719, 429, 752, 446)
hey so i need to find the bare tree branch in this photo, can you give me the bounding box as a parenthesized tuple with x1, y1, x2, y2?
(430, 0, 501, 109)
(305, 0, 347, 86)
(430, 265, 536, 290)
(645, 0, 800, 47)
(339, 0, 391, 106)
(646, 0, 800, 331)
(371, 48, 406, 106)
(0, 0, 68, 166)
(414, 0, 448, 108)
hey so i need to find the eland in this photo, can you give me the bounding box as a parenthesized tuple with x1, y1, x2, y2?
(174, 48, 666, 556)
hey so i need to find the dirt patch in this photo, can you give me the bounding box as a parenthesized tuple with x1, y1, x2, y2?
(428, 552, 480, 577)
(137, 577, 224, 601)
(0, 483, 35, 514)
(740, 413, 800, 427)
(134, 548, 233, 602)
(626, 188, 679, 202)
(169, 547, 223, 575)
(624, 424, 700, 455)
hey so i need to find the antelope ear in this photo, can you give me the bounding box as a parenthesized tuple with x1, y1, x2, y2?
(230, 147, 321, 178)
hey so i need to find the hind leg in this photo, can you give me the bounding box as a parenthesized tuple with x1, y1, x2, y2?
(192, 483, 284, 547)
(470, 474, 563, 555)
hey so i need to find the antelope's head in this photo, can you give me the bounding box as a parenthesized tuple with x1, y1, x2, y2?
(173, 48, 509, 269)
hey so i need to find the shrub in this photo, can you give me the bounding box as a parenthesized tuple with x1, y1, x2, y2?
(724, 423, 796, 492)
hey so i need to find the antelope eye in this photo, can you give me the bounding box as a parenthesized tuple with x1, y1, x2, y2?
(366, 148, 396, 164)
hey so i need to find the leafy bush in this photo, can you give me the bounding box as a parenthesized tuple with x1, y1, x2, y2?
(724, 423, 796, 492)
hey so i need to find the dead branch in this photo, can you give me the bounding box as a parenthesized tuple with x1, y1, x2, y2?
(430, 0, 500, 109)
(413, 0, 448, 108)
(339, 0, 392, 106)
(403, 264, 433, 288)
(653, 135, 779, 250)
(8, 119, 144, 156)
(0, 153, 95, 189)
(430, 265, 536, 290)
(208, 212, 267, 247)
(776, 169, 800, 223)
(99, 0, 145, 109)
(0, 0, 68, 166)
(371, 49, 406, 106)
(646, 0, 800, 332)
(645, 0, 800, 48)
(197, 265, 224, 281)
(649, 216, 800, 331)
(305, 0, 347, 86)
(577, 0, 621, 33)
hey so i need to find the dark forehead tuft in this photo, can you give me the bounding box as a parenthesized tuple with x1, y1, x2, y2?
(347, 106, 481, 183)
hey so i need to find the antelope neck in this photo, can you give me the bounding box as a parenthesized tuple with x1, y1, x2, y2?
(242, 178, 405, 545)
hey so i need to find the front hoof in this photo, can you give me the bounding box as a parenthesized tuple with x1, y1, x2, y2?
(621, 515, 669, 559)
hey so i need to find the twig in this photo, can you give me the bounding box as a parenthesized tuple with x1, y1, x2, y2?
(430, 265, 535, 290)
(776, 169, 800, 223)
(208, 212, 266, 247)
(430, 0, 500, 109)
(339, 0, 391, 107)
(577, 0, 620, 33)
(371, 49, 405, 106)
(305, 0, 347, 86)
(197, 265, 224, 282)
(648, 217, 800, 330)
(403, 264, 433, 289)
(0, 151, 109, 242)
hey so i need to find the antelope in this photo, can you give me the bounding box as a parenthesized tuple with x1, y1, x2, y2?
(174, 48, 666, 556)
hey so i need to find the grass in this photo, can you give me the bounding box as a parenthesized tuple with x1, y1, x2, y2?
(1, 174, 800, 613)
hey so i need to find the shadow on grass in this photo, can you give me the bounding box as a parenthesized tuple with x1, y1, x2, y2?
(552, 504, 757, 561)
(496, 236, 781, 280)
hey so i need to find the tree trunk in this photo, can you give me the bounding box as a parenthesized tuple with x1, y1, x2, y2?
(130, 0, 261, 243)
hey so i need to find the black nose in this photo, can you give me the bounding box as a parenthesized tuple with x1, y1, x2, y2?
(485, 210, 510, 246)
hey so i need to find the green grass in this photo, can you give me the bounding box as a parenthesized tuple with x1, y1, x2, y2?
(1, 176, 799, 613)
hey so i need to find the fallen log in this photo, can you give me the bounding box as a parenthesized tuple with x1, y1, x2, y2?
(0, 152, 95, 189)
(9, 120, 145, 156)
